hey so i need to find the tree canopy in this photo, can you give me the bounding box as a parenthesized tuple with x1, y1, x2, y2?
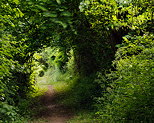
(0, 0, 153, 122)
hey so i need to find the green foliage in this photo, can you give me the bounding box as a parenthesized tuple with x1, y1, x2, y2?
(115, 33, 154, 59)
(0, 34, 35, 122)
(79, 0, 154, 122)
(35, 47, 101, 108)
(96, 34, 154, 122)
(68, 110, 100, 123)
(0, 102, 18, 122)
(1, 0, 153, 122)
(83, 0, 153, 31)
(0, 1, 37, 121)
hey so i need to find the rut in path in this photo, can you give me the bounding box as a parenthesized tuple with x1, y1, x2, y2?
(35, 85, 73, 123)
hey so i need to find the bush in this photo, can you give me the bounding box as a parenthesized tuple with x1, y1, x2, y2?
(96, 34, 154, 122)
(0, 31, 35, 122)
(0, 102, 19, 122)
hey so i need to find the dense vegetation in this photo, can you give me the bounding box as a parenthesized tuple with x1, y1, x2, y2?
(0, 0, 153, 122)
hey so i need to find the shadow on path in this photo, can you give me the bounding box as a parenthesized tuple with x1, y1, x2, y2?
(33, 85, 73, 123)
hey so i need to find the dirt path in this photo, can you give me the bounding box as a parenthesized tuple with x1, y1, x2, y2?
(34, 85, 73, 123)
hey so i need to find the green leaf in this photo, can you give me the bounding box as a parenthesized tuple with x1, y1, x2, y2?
(53, 19, 67, 28)
(123, 37, 129, 43)
(61, 11, 72, 17)
(36, 5, 48, 11)
(43, 12, 57, 17)
(13, 0, 19, 4)
(57, 21, 67, 28)
(56, 0, 61, 4)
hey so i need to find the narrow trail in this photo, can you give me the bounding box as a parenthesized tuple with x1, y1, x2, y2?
(34, 85, 73, 123)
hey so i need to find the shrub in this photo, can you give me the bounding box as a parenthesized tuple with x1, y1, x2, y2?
(96, 34, 154, 122)
(0, 102, 18, 122)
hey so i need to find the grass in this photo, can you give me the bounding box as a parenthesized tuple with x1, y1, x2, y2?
(51, 81, 71, 93)
(49, 80, 100, 123)
(67, 109, 100, 123)
(33, 67, 100, 123)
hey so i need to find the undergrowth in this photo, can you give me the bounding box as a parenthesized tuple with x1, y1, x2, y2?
(33, 47, 100, 122)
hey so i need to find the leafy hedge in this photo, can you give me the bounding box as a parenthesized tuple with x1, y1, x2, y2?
(96, 34, 154, 122)
(80, 0, 154, 122)
(0, 0, 153, 122)
(0, 33, 35, 122)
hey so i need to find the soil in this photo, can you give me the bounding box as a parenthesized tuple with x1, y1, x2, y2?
(33, 85, 73, 123)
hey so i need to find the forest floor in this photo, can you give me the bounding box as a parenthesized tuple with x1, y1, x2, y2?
(32, 85, 74, 123)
